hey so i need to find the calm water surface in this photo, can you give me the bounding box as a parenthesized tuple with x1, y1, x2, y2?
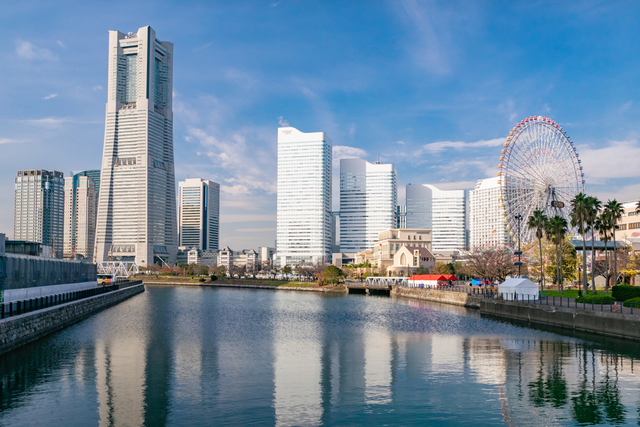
(1, 286, 640, 426)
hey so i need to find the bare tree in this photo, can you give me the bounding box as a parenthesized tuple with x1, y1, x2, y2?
(461, 247, 517, 283)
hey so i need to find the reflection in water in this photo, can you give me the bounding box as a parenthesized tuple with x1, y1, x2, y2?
(1, 287, 640, 426)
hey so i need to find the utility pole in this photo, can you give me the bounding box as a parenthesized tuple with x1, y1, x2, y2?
(514, 214, 523, 277)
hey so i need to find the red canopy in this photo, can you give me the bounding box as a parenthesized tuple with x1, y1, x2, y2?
(408, 274, 448, 281)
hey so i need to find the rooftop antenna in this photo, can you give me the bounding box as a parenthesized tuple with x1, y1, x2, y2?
(375, 154, 381, 165)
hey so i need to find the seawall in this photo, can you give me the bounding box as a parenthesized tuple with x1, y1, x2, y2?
(481, 299, 640, 341)
(145, 282, 344, 293)
(0, 284, 144, 356)
(391, 286, 482, 308)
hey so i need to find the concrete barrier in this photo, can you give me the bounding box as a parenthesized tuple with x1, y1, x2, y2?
(391, 286, 482, 308)
(0, 284, 144, 355)
(481, 299, 640, 341)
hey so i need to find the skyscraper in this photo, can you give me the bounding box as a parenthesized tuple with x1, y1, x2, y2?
(469, 177, 508, 248)
(63, 170, 100, 259)
(94, 26, 177, 266)
(277, 127, 332, 266)
(340, 158, 397, 253)
(178, 178, 220, 251)
(13, 169, 64, 258)
(406, 184, 468, 252)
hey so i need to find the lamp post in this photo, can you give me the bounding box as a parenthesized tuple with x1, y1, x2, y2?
(514, 214, 523, 277)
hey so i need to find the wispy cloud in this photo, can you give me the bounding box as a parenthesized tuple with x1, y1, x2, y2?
(20, 117, 100, 128)
(422, 138, 504, 153)
(394, 140, 406, 145)
(16, 40, 57, 61)
(581, 139, 640, 179)
(0, 138, 20, 145)
(92, 85, 102, 91)
(332, 145, 367, 167)
(193, 41, 213, 52)
(42, 93, 58, 100)
(221, 214, 277, 223)
(270, 2, 280, 7)
(235, 227, 276, 232)
(278, 116, 289, 127)
(56, 40, 66, 48)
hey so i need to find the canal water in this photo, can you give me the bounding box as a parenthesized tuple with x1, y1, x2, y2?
(1, 286, 640, 426)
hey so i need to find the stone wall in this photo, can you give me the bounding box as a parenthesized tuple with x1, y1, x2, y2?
(0, 284, 144, 355)
(391, 286, 481, 308)
(481, 299, 640, 341)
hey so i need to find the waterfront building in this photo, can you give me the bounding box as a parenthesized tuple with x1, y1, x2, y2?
(259, 246, 276, 268)
(388, 246, 435, 276)
(277, 127, 332, 266)
(94, 26, 177, 266)
(406, 184, 467, 252)
(178, 178, 220, 251)
(469, 177, 508, 248)
(218, 246, 234, 273)
(397, 205, 406, 229)
(615, 200, 640, 241)
(339, 158, 397, 253)
(63, 171, 100, 260)
(14, 169, 64, 258)
(372, 228, 431, 271)
(187, 247, 218, 267)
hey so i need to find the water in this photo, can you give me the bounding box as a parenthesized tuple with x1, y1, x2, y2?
(1, 286, 640, 426)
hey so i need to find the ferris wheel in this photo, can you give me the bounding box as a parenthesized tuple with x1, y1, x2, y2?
(498, 115, 585, 246)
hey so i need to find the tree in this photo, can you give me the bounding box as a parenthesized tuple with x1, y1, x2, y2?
(198, 264, 210, 276)
(528, 210, 548, 290)
(282, 265, 292, 275)
(585, 196, 601, 294)
(546, 215, 569, 294)
(604, 200, 624, 286)
(571, 193, 590, 295)
(213, 265, 226, 277)
(461, 248, 517, 284)
(432, 262, 449, 275)
(595, 213, 613, 290)
(323, 265, 344, 285)
(542, 238, 577, 288)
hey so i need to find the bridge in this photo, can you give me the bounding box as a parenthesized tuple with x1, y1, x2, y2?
(347, 277, 408, 296)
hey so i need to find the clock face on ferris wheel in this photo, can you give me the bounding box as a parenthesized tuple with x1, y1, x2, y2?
(498, 115, 585, 245)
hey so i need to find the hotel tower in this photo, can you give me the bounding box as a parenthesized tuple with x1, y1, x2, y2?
(94, 26, 177, 266)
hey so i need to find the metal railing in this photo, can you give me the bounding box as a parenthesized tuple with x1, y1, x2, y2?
(0, 280, 141, 321)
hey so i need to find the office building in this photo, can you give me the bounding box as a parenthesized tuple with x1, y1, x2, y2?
(397, 205, 406, 229)
(469, 177, 508, 248)
(63, 170, 100, 259)
(178, 178, 220, 251)
(13, 169, 64, 258)
(276, 127, 332, 266)
(339, 158, 397, 253)
(406, 184, 467, 251)
(94, 26, 177, 266)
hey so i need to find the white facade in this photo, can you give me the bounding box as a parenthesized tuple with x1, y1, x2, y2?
(340, 158, 397, 253)
(178, 178, 220, 251)
(469, 177, 508, 249)
(14, 170, 65, 258)
(276, 127, 332, 266)
(406, 184, 467, 252)
(95, 26, 177, 266)
(63, 171, 99, 259)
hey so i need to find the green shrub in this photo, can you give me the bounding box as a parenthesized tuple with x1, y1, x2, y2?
(623, 297, 640, 308)
(199, 277, 206, 282)
(576, 294, 616, 304)
(612, 285, 640, 301)
(210, 275, 217, 281)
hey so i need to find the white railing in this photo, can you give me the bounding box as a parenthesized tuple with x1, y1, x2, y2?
(97, 261, 139, 279)
(365, 277, 408, 287)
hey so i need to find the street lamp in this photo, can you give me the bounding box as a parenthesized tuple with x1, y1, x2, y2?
(514, 214, 523, 277)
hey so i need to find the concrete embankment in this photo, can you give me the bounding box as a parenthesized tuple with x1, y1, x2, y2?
(143, 279, 345, 293)
(0, 284, 144, 355)
(391, 286, 482, 308)
(481, 299, 640, 341)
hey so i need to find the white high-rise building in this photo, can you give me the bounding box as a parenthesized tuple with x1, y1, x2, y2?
(13, 169, 64, 258)
(178, 178, 220, 251)
(277, 127, 332, 266)
(95, 26, 177, 266)
(406, 184, 467, 252)
(63, 171, 100, 259)
(340, 158, 397, 253)
(469, 177, 508, 249)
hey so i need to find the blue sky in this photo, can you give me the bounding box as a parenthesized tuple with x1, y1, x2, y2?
(1, 0, 639, 249)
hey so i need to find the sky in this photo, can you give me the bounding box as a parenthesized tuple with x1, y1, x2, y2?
(1, 0, 640, 249)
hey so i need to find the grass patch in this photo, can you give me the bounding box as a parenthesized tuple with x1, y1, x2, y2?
(543, 289, 612, 299)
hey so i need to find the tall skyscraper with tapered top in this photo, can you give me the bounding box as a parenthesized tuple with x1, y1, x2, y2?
(94, 26, 177, 266)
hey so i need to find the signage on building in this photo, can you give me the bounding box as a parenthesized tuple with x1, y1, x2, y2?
(551, 201, 565, 208)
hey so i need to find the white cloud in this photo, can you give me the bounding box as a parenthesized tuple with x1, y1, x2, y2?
(498, 99, 518, 122)
(16, 40, 57, 61)
(42, 93, 58, 100)
(0, 138, 19, 145)
(278, 116, 289, 127)
(270, 2, 280, 7)
(21, 117, 71, 128)
(92, 85, 102, 91)
(302, 87, 314, 97)
(332, 145, 367, 167)
(422, 138, 504, 153)
(581, 139, 640, 179)
(394, 140, 406, 145)
(619, 101, 633, 113)
(56, 40, 66, 48)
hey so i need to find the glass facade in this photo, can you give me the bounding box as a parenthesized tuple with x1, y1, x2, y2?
(276, 127, 332, 266)
(63, 170, 100, 259)
(178, 178, 220, 251)
(469, 177, 508, 249)
(340, 159, 397, 253)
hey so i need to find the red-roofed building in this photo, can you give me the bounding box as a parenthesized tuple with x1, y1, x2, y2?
(408, 274, 455, 288)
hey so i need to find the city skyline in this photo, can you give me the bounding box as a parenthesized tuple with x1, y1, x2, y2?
(2, 2, 640, 249)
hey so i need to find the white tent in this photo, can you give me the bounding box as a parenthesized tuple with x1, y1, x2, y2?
(499, 278, 539, 301)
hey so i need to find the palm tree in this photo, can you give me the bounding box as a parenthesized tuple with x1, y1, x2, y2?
(546, 215, 568, 294)
(570, 193, 589, 295)
(528, 210, 548, 290)
(604, 200, 624, 286)
(595, 213, 612, 291)
(585, 196, 601, 295)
